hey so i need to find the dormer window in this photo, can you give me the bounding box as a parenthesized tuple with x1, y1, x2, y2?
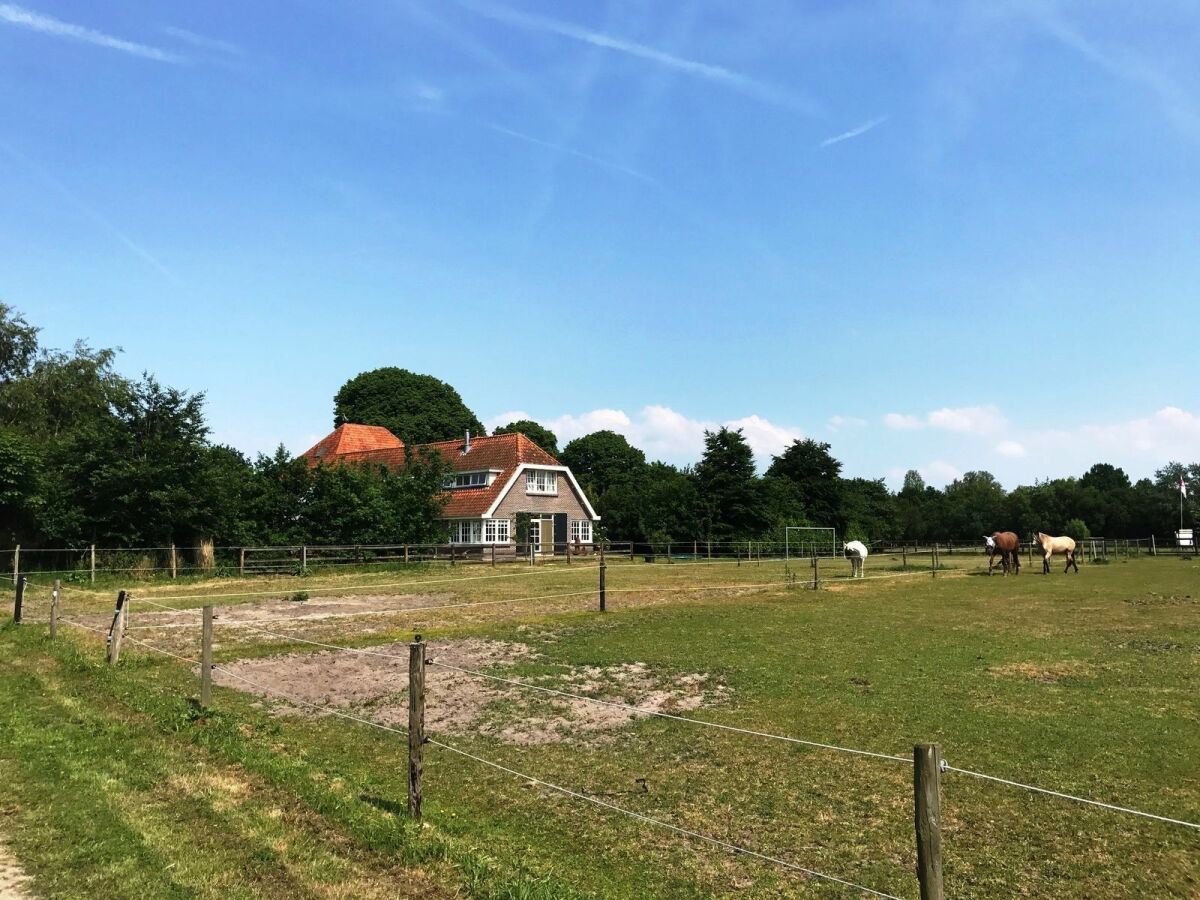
(525, 469, 557, 495)
(443, 469, 501, 490)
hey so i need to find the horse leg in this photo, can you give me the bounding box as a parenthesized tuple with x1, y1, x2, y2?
(1068, 551, 1078, 573)
(988, 550, 994, 576)
(1042, 552, 1051, 575)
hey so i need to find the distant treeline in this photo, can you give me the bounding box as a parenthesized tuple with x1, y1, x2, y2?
(0, 305, 1193, 550)
(558, 428, 1197, 545)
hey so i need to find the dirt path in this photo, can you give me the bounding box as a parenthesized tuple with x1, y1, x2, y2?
(0, 843, 31, 900)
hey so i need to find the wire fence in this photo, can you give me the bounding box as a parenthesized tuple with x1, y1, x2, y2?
(9, 555, 1199, 898)
(3, 534, 1193, 584)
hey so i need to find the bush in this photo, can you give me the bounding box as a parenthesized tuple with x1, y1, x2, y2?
(288, 591, 309, 602)
(1063, 518, 1090, 541)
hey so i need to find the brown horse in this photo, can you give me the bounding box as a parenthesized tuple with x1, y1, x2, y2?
(984, 531, 1021, 576)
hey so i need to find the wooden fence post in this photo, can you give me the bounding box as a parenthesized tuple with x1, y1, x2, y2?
(408, 635, 426, 820)
(201, 605, 214, 707)
(599, 550, 607, 612)
(50, 579, 60, 639)
(106, 591, 127, 665)
(449, 544, 456, 567)
(693, 540, 698, 561)
(666, 541, 672, 564)
(902, 545, 907, 568)
(12, 544, 18, 581)
(913, 743, 945, 900)
(811, 556, 819, 590)
(90, 544, 96, 585)
(404, 545, 410, 565)
(239, 548, 245, 575)
(170, 543, 177, 579)
(13, 575, 26, 624)
(301, 545, 308, 572)
(1150, 534, 1156, 556)
(491, 544, 496, 567)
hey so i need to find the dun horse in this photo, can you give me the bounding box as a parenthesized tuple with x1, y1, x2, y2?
(984, 531, 1021, 575)
(1033, 532, 1079, 574)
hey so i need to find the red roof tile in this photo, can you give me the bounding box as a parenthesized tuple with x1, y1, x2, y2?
(301, 424, 404, 465)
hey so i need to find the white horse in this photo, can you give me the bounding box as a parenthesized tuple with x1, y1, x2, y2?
(843, 540, 868, 578)
(1033, 532, 1079, 574)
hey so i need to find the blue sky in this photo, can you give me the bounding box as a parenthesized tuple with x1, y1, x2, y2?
(2, 0, 1198, 487)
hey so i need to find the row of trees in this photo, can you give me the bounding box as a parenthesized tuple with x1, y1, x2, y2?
(2, 304, 1194, 551)
(0, 307, 451, 550)
(540, 427, 1195, 546)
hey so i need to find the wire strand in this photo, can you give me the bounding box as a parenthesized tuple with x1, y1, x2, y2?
(209, 666, 903, 898)
(427, 660, 909, 764)
(213, 665, 410, 736)
(945, 765, 1200, 831)
(425, 735, 906, 899)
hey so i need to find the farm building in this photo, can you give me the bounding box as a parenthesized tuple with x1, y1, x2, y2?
(301, 424, 599, 554)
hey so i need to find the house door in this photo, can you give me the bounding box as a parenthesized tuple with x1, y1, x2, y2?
(538, 518, 554, 555)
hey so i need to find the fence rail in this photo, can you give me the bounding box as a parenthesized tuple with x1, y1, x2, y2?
(0, 534, 1193, 583)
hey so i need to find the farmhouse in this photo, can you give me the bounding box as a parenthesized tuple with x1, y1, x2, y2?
(301, 424, 599, 554)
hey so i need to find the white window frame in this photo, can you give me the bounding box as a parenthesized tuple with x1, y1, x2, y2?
(569, 519, 593, 544)
(443, 471, 490, 489)
(451, 518, 511, 544)
(484, 518, 511, 544)
(525, 469, 558, 496)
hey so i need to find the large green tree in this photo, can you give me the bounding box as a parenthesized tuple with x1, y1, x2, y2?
(942, 471, 1008, 538)
(333, 368, 483, 445)
(559, 430, 646, 501)
(492, 419, 559, 456)
(766, 439, 843, 526)
(47, 376, 212, 545)
(693, 427, 764, 540)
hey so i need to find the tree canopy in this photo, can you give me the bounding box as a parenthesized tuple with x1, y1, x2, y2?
(333, 367, 484, 445)
(492, 419, 559, 456)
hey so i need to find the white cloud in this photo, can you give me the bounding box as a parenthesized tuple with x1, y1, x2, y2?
(927, 404, 1006, 434)
(1056, 406, 1200, 459)
(485, 405, 802, 468)
(995, 440, 1027, 458)
(887, 459, 964, 488)
(820, 115, 889, 147)
(0, 4, 183, 62)
(925, 460, 964, 485)
(885, 405, 1006, 435)
(884, 412, 923, 430)
(828, 415, 867, 431)
(725, 414, 804, 462)
(413, 82, 445, 104)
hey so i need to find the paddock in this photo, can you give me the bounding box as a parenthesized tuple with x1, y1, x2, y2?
(7, 552, 1198, 899)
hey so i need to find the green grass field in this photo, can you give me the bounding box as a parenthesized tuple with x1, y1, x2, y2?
(1, 551, 1197, 898)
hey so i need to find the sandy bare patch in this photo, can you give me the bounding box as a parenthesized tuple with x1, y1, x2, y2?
(215, 639, 728, 745)
(0, 842, 30, 900)
(988, 660, 1093, 684)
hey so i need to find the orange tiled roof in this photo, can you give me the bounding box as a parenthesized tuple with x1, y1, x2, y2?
(301, 424, 404, 464)
(301, 427, 563, 518)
